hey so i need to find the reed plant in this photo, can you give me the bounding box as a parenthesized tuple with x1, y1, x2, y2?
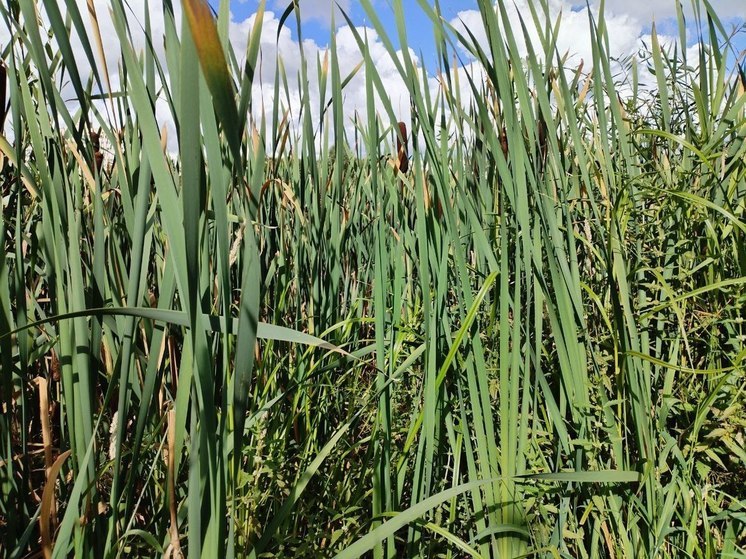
(1, 0, 744, 557)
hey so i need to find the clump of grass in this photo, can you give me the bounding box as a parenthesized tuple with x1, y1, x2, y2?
(0, 0, 744, 558)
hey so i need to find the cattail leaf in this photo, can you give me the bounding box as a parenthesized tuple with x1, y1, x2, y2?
(181, 0, 240, 158)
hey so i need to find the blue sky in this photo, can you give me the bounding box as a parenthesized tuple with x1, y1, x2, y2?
(221, 0, 745, 72)
(227, 0, 469, 70)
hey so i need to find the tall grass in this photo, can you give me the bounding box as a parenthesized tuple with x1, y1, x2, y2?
(1, 0, 744, 557)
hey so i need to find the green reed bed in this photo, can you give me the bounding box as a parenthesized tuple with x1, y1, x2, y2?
(0, 0, 744, 557)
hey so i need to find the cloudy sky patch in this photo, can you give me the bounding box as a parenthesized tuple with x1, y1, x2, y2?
(4, 0, 743, 152)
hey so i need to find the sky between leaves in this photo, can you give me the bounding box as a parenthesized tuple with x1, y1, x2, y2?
(2, 1, 744, 151)
(231, 0, 746, 73)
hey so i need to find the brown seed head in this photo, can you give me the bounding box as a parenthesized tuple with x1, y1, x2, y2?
(90, 130, 101, 152)
(499, 126, 509, 159)
(396, 121, 409, 174)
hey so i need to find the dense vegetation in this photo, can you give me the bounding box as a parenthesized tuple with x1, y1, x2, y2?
(1, 0, 745, 557)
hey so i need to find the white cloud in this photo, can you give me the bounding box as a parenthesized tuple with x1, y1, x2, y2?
(446, 0, 723, 99)
(450, 0, 641, 67)
(227, 10, 420, 153)
(600, 0, 745, 22)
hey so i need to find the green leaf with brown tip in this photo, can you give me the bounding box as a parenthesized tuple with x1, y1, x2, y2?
(181, 0, 240, 158)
